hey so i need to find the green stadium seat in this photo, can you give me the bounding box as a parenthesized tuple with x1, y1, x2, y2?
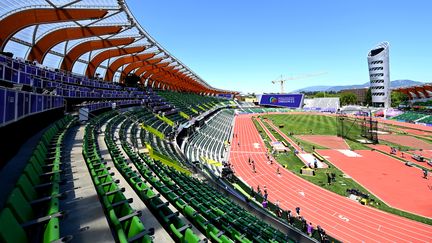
(0, 208, 28, 243)
(6, 188, 63, 226)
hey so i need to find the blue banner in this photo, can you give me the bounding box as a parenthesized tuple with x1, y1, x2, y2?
(258, 94, 304, 108)
(217, 93, 233, 99)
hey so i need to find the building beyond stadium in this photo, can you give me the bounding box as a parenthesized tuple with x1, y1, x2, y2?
(367, 42, 390, 108)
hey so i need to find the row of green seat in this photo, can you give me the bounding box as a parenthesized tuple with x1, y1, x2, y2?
(118, 118, 235, 242)
(114, 114, 290, 243)
(127, 109, 173, 137)
(165, 112, 188, 124)
(185, 109, 234, 167)
(0, 115, 76, 243)
(153, 161, 288, 243)
(139, 117, 187, 166)
(392, 111, 427, 122)
(103, 114, 202, 243)
(82, 112, 153, 243)
(157, 90, 228, 117)
(416, 115, 432, 124)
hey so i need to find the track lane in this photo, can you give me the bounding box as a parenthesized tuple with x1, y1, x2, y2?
(229, 114, 432, 242)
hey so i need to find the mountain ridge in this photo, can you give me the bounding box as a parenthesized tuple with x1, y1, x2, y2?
(294, 80, 425, 92)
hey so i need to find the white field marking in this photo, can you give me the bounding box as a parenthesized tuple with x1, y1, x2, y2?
(338, 214, 349, 222)
(337, 149, 362, 157)
(253, 143, 260, 149)
(300, 153, 326, 168)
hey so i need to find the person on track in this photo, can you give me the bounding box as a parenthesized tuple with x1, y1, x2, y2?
(276, 167, 280, 175)
(423, 169, 428, 179)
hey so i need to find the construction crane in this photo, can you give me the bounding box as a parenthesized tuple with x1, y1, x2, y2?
(272, 72, 327, 93)
(272, 75, 287, 94)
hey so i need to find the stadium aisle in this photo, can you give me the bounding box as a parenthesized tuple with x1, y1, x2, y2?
(59, 125, 114, 242)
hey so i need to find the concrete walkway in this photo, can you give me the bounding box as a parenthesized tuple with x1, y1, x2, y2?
(59, 125, 114, 242)
(98, 120, 175, 242)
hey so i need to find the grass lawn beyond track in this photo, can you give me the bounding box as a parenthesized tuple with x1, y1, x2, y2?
(252, 115, 432, 225)
(264, 114, 338, 135)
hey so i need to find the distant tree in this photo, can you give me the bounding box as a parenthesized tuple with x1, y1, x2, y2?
(124, 74, 140, 87)
(340, 92, 357, 106)
(314, 92, 326, 98)
(391, 91, 409, 107)
(365, 88, 372, 106)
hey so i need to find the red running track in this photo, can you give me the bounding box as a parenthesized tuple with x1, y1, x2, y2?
(317, 149, 432, 217)
(409, 149, 432, 162)
(296, 135, 350, 149)
(400, 128, 432, 137)
(379, 134, 432, 150)
(368, 144, 432, 169)
(229, 114, 432, 242)
(378, 118, 432, 132)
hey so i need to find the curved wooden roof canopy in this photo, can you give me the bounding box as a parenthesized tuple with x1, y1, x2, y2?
(0, 4, 234, 94)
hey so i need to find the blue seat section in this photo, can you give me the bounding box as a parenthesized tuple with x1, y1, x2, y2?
(0, 54, 166, 123)
(0, 54, 150, 100)
(0, 86, 64, 126)
(0, 88, 4, 124)
(81, 100, 143, 112)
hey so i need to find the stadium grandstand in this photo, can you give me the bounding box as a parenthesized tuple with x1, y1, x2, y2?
(395, 83, 432, 101)
(1, 1, 432, 243)
(302, 97, 339, 112)
(0, 1, 325, 242)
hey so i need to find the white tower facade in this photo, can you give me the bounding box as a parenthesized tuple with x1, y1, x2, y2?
(367, 42, 390, 108)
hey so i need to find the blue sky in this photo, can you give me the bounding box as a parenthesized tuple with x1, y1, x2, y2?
(127, 0, 432, 93)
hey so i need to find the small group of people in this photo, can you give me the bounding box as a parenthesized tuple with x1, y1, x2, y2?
(308, 158, 319, 169)
(346, 188, 370, 200)
(221, 161, 234, 180)
(250, 184, 330, 241)
(288, 207, 328, 239)
(254, 185, 268, 197)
